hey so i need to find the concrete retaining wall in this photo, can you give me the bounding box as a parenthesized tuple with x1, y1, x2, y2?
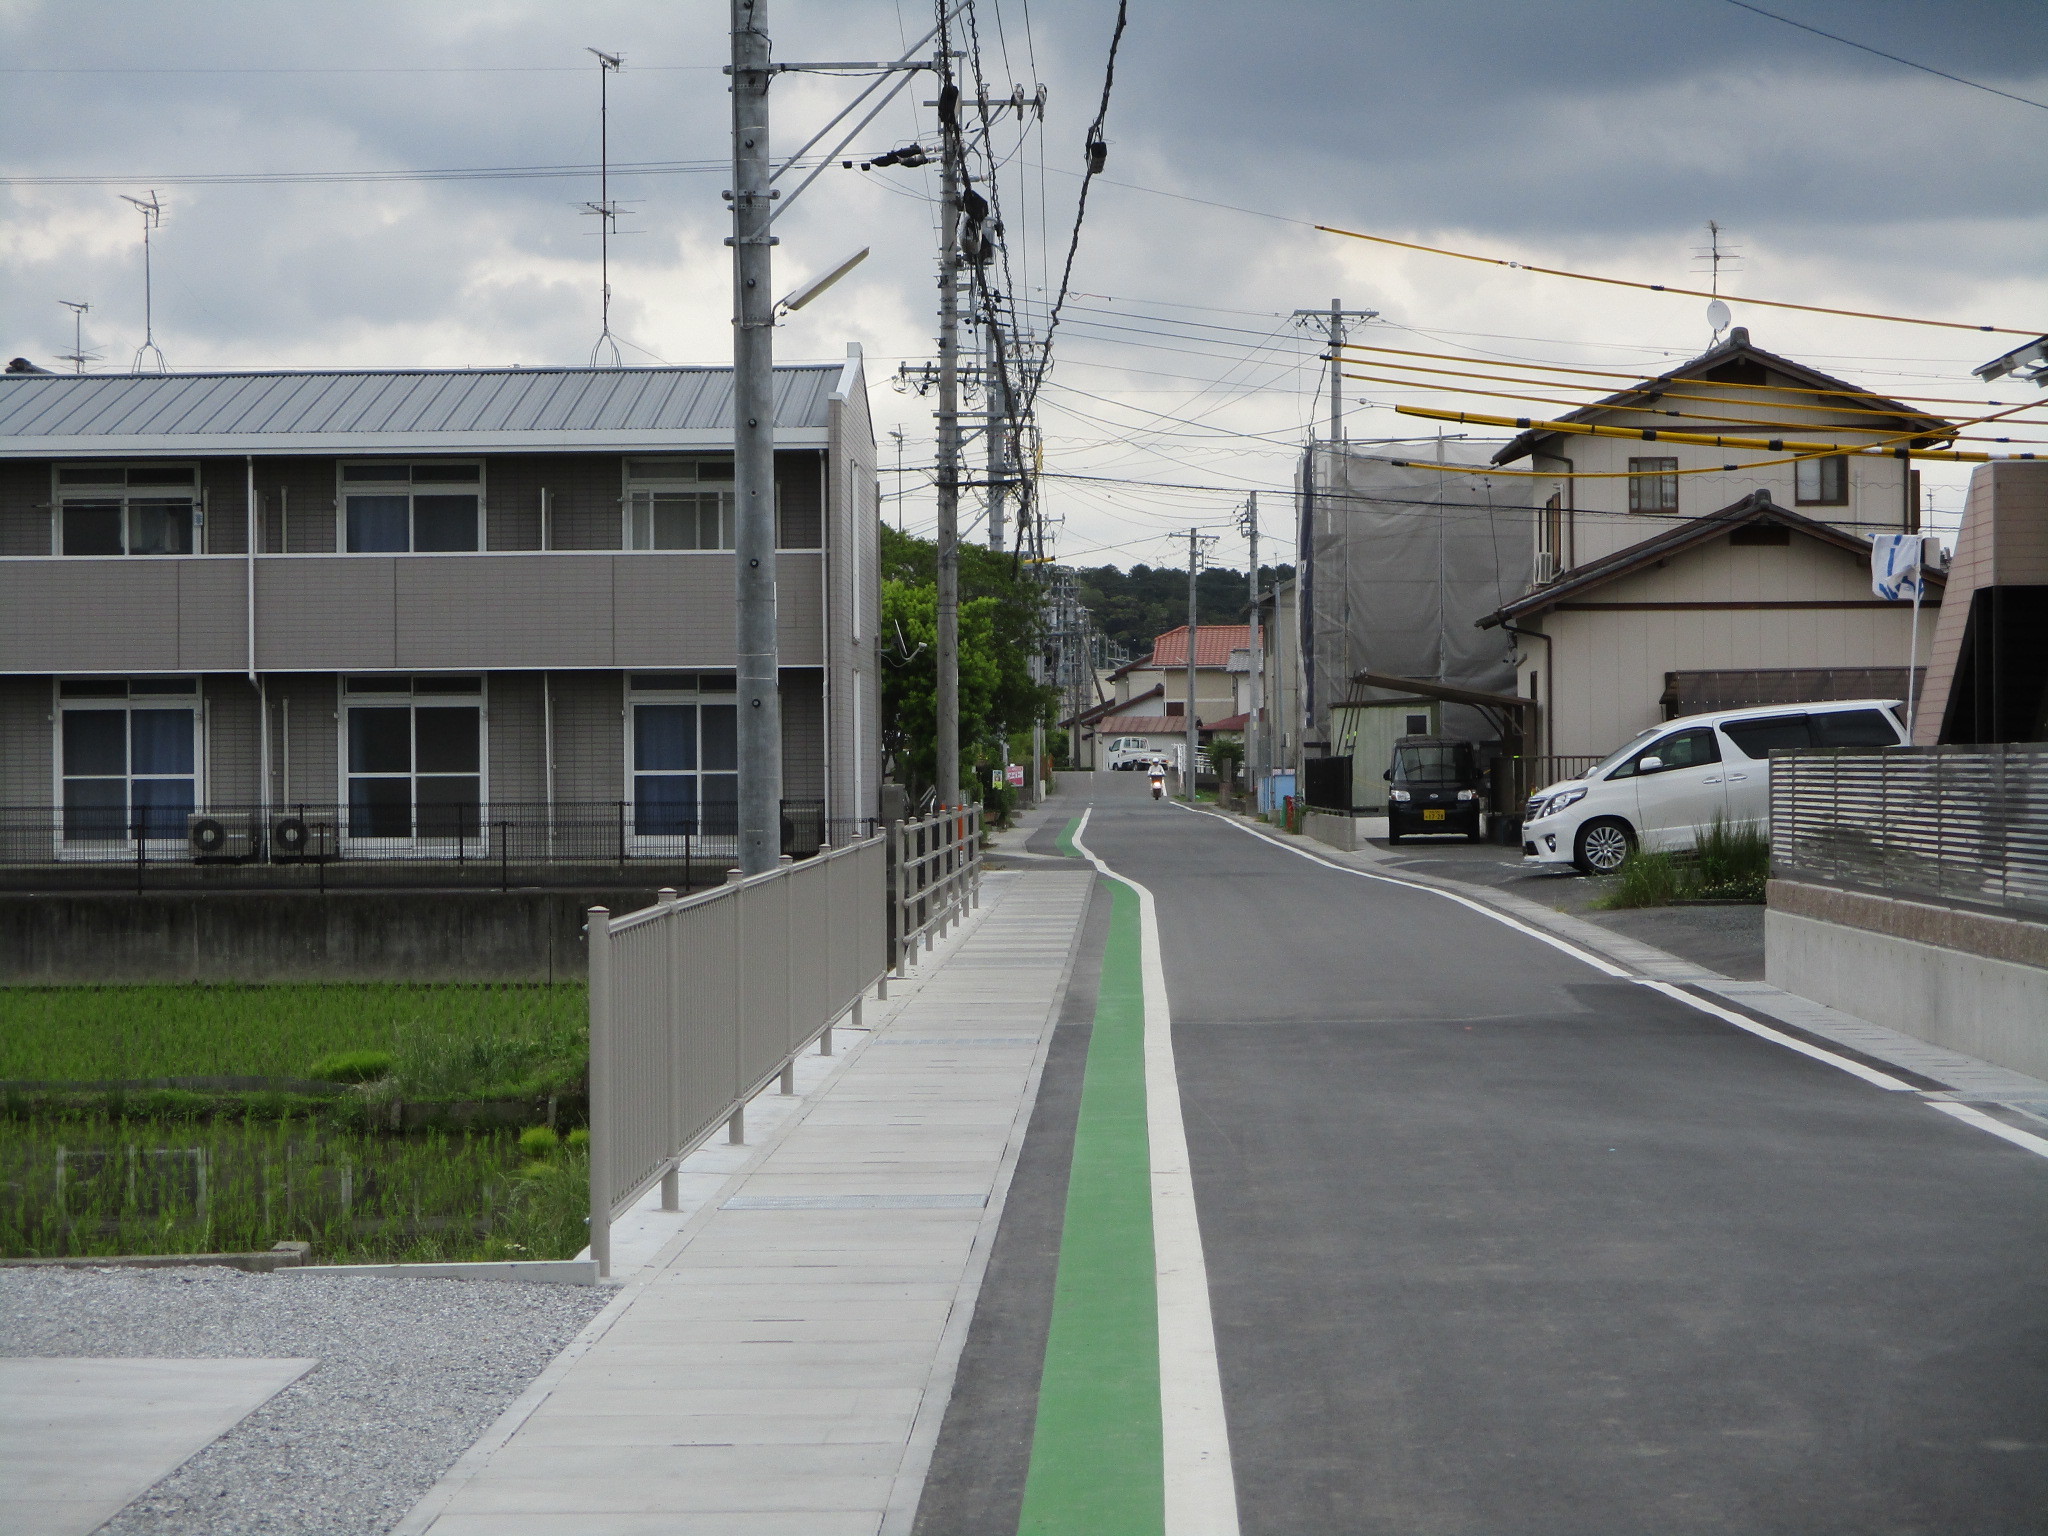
(1765, 879, 2048, 1080)
(0, 888, 673, 985)
(1302, 809, 1364, 853)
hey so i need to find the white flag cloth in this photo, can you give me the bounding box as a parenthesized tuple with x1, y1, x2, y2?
(1871, 534, 1924, 601)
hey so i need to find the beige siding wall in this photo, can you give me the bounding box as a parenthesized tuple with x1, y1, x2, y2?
(1517, 374, 1921, 570)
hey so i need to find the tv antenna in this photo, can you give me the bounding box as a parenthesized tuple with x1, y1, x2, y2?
(1692, 220, 1742, 344)
(581, 49, 629, 367)
(57, 300, 100, 373)
(120, 192, 167, 373)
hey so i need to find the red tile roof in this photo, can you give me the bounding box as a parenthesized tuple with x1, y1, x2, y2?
(1149, 624, 1251, 669)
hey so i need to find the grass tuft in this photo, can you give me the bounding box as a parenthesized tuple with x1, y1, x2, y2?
(1596, 816, 1769, 908)
(308, 1049, 395, 1085)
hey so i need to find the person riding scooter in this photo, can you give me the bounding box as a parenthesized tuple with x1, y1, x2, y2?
(1149, 769, 1166, 800)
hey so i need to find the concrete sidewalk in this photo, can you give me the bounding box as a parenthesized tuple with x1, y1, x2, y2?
(396, 861, 1093, 1536)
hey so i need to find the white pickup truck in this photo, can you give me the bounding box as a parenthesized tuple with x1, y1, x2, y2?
(1105, 736, 1170, 772)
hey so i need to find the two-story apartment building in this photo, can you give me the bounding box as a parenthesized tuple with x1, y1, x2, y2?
(1476, 328, 1953, 758)
(0, 354, 880, 878)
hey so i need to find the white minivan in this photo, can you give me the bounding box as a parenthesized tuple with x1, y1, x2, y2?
(1522, 698, 1908, 874)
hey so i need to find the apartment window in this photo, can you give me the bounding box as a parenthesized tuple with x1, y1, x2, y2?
(627, 675, 738, 836)
(625, 458, 735, 551)
(1627, 457, 1678, 514)
(55, 463, 197, 556)
(339, 462, 482, 552)
(342, 677, 483, 838)
(1794, 454, 1848, 506)
(57, 678, 199, 841)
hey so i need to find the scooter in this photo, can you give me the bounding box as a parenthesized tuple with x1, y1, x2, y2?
(1149, 770, 1166, 800)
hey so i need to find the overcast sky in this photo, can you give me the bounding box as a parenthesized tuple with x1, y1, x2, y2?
(4, 1, 2045, 566)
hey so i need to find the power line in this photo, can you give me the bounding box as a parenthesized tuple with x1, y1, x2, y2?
(1718, 0, 2048, 113)
(1317, 222, 2045, 336)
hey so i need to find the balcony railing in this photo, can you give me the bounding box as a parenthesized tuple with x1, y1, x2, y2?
(0, 800, 872, 892)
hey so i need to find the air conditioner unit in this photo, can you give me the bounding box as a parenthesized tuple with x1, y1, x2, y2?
(188, 813, 257, 862)
(270, 814, 338, 863)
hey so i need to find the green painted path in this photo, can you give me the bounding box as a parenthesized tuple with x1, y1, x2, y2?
(1017, 819, 1165, 1534)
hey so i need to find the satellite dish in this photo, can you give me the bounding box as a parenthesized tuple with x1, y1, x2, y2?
(1707, 298, 1732, 335)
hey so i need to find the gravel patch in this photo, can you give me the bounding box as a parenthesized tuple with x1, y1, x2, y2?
(0, 1266, 612, 1534)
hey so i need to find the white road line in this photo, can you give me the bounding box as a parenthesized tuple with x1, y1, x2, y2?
(1176, 804, 1632, 977)
(1170, 806, 2048, 1163)
(1071, 807, 1241, 1536)
(1633, 979, 1915, 1091)
(1929, 1101, 2048, 1160)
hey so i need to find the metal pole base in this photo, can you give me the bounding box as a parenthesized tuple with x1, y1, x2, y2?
(780, 1060, 796, 1095)
(661, 1165, 680, 1212)
(819, 1025, 834, 1057)
(728, 1106, 746, 1144)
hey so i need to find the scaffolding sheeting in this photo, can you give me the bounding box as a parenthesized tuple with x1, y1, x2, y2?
(1298, 445, 1537, 746)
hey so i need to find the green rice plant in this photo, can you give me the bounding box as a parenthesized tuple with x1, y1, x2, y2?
(517, 1126, 560, 1158)
(0, 1114, 589, 1264)
(307, 1049, 395, 1084)
(1598, 847, 1683, 909)
(0, 983, 586, 1094)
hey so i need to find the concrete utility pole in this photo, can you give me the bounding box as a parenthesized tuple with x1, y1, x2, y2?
(1185, 526, 1202, 802)
(728, 0, 782, 874)
(1241, 492, 1263, 779)
(934, 85, 962, 810)
(1290, 299, 1379, 446)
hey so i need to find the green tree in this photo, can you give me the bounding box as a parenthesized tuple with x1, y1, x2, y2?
(879, 527, 1054, 799)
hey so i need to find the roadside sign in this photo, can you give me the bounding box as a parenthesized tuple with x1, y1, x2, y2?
(1006, 763, 1025, 787)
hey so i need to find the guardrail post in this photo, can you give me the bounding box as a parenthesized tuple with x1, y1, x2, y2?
(780, 1059, 797, 1095)
(586, 906, 613, 1280)
(729, 1105, 746, 1144)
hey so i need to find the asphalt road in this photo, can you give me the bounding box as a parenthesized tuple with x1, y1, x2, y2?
(922, 771, 2048, 1535)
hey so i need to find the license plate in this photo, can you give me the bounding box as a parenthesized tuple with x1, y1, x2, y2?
(1422, 809, 1446, 821)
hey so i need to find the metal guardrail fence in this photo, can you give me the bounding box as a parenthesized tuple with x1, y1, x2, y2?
(585, 834, 888, 1277)
(0, 800, 871, 891)
(1771, 744, 2048, 920)
(893, 807, 982, 978)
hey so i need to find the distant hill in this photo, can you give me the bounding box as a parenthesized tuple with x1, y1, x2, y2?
(1072, 562, 1295, 660)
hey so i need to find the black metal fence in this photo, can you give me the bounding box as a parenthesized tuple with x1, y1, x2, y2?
(1771, 744, 2048, 919)
(0, 800, 876, 892)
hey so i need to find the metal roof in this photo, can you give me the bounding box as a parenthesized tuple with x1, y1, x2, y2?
(0, 363, 850, 458)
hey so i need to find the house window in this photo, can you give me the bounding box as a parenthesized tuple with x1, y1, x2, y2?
(55, 464, 197, 556)
(625, 458, 736, 551)
(627, 675, 739, 836)
(342, 677, 483, 838)
(339, 462, 482, 552)
(1537, 492, 1565, 583)
(1794, 454, 1848, 506)
(57, 678, 199, 841)
(1627, 457, 1678, 514)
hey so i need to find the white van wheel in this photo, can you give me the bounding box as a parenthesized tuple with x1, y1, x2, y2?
(1574, 818, 1634, 875)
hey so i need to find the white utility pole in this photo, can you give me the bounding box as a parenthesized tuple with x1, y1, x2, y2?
(729, 0, 782, 875)
(1291, 299, 1379, 446)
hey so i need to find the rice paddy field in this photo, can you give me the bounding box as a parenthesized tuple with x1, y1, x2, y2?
(0, 984, 591, 1262)
(0, 982, 586, 1092)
